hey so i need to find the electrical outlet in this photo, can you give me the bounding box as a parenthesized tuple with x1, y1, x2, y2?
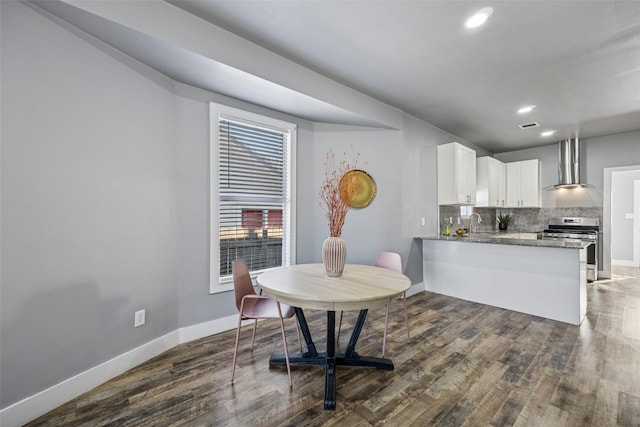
(134, 309, 146, 327)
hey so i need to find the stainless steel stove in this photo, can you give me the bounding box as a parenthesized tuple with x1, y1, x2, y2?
(542, 217, 599, 281)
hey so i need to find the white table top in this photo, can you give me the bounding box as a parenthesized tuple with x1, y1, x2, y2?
(257, 263, 411, 311)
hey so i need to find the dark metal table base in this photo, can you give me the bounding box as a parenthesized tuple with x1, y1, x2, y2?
(269, 307, 394, 410)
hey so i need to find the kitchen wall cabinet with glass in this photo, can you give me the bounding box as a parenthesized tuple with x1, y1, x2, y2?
(437, 142, 476, 205)
(476, 156, 506, 207)
(506, 159, 540, 207)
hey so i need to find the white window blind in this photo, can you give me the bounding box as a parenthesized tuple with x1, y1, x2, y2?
(210, 105, 295, 292)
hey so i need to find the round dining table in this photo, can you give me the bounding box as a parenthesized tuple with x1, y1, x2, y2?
(257, 263, 411, 410)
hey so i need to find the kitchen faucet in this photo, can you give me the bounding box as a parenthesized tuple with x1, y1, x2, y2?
(468, 213, 482, 233)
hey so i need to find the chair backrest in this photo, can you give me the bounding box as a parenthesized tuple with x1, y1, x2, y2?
(232, 259, 257, 311)
(374, 252, 402, 273)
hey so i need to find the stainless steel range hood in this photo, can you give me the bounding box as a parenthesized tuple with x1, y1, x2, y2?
(552, 138, 590, 189)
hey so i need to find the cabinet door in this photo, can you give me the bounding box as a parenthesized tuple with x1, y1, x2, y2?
(466, 149, 477, 204)
(475, 157, 489, 206)
(438, 142, 476, 205)
(506, 162, 521, 207)
(496, 161, 507, 207)
(456, 148, 468, 203)
(519, 159, 540, 207)
(487, 159, 499, 206)
(476, 157, 505, 207)
(457, 146, 476, 204)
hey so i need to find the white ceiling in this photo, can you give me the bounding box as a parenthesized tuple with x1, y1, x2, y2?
(30, 1, 640, 153)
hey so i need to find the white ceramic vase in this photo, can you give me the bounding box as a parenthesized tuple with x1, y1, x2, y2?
(322, 236, 347, 277)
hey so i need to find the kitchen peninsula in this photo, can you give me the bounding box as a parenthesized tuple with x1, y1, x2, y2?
(419, 234, 591, 325)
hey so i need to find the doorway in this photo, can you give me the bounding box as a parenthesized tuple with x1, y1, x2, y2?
(604, 165, 640, 278)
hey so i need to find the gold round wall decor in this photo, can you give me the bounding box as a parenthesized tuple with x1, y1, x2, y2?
(339, 169, 376, 208)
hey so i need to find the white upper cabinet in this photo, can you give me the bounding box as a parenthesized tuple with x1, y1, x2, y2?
(506, 159, 540, 207)
(476, 156, 506, 207)
(438, 142, 476, 205)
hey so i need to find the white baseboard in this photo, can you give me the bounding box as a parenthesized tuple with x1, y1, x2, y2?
(1, 288, 427, 427)
(612, 259, 638, 267)
(178, 313, 239, 343)
(0, 315, 240, 427)
(407, 282, 424, 298)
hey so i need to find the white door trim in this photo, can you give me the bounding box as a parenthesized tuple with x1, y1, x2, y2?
(604, 165, 640, 278)
(634, 180, 640, 267)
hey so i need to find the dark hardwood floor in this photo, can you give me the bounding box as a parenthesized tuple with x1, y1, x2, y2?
(26, 267, 640, 426)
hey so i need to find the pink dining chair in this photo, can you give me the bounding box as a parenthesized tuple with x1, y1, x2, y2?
(375, 252, 409, 357)
(337, 251, 409, 357)
(230, 259, 300, 387)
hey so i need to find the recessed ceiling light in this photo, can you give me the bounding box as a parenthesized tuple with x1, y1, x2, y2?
(518, 105, 536, 114)
(465, 7, 494, 28)
(541, 130, 557, 137)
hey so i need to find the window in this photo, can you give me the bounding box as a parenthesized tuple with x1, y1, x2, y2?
(241, 209, 264, 229)
(460, 206, 474, 219)
(210, 104, 296, 293)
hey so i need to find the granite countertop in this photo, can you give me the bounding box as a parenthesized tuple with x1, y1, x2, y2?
(417, 232, 592, 249)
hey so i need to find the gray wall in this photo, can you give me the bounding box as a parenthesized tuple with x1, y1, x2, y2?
(495, 132, 640, 208)
(495, 132, 640, 269)
(298, 117, 467, 285)
(1, 0, 463, 409)
(9, 0, 637, 412)
(1, 0, 182, 408)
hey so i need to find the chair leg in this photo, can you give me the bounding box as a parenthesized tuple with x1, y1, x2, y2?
(231, 314, 244, 383)
(382, 304, 390, 357)
(337, 311, 344, 342)
(294, 315, 303, 352)
(403, 292, 410, 340)
(277, 303, 292, 387)
(250, 318, 258, 349)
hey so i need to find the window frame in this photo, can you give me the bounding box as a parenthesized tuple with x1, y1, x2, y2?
(209, 103, 297, 293)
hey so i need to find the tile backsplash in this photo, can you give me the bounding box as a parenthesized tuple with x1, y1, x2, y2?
(439, 206, 603, 233)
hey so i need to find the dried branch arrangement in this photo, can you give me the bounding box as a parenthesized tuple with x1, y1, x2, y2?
(319, 147, 362, 237)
